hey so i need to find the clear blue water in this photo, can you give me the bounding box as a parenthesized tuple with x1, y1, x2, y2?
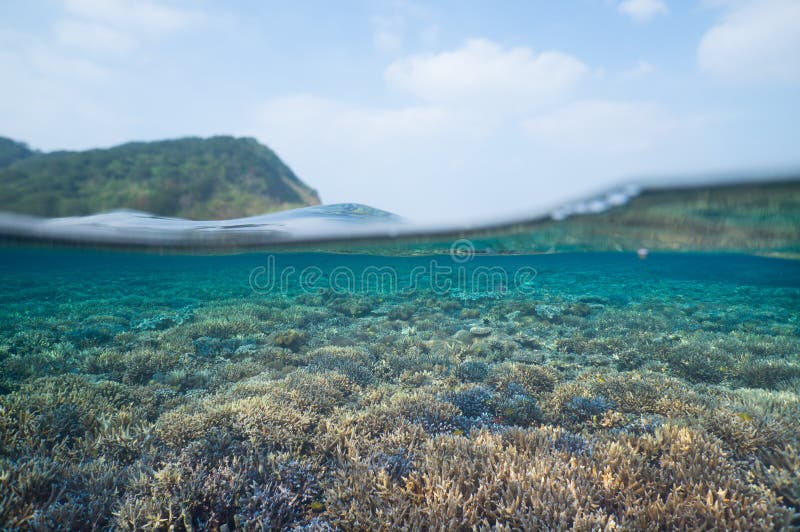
(1, 180, 799, 530)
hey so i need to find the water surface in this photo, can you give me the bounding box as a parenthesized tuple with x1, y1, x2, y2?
(1, 178, 799, 530)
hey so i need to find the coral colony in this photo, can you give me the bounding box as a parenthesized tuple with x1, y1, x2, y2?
(1, 249, 799, 530)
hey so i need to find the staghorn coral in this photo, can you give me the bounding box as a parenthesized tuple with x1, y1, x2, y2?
(755, 445, 800, 525)
(546, 370, 707, 422)
(82, 346, 184, 385)
(562, 395, 615, 422)
(157, 388, 317, 455)
(0, 375, 151, 456)
(112, 443, 327, 530)
(235, 457, 325, 529)
(374, 340, 454, 382)
(369, 448, 415, 482)
(307, 346, 376, 387)
(454, 359, 489, 383)
(269, 369, 362, 415)
(28, 458, 127, 530)
(487, 362, 561, 398)
(731, 357, 800, 390)
(324, 424, 790, 529)
(441, 385, 494, 419)
(493, 384, 543, 426)
(1, 249, 799, 528)
(328, 295, 374, 317)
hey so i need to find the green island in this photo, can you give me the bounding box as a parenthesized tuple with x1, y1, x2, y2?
(0, 136, 320, 220)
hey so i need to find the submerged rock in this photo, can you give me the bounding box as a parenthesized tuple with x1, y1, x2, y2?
(135, 307, 192, 331)
(135, 314, 178, 331)
(470, 326, 492, 337)
(452, 329, 473, 343)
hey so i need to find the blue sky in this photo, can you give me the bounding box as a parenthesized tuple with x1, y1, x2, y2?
(1, 0, 798, 221)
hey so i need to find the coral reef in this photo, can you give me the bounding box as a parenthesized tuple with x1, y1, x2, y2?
(1, 249, 799, 529)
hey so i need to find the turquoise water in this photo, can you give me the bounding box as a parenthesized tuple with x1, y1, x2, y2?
(2, 181, 800, 530)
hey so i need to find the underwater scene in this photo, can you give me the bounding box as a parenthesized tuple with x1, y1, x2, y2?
(1, 180, 800, 531)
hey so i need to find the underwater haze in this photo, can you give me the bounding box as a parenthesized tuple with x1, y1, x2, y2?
(1, 178, 800, 530)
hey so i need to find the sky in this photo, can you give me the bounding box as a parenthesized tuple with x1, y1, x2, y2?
(1, 0, 798, 222)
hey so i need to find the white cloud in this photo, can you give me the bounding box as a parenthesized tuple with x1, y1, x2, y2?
(249, 94, 701, 221)
(248, 95, 490, 220)
(246, 39, 704, 220)
(384, 38, 587, 111)
(618, 0, 668, 22)
(249, 38, 592, 217)
(523, 100, 679, 154)
(255, 94, 455, 149)
(62, 0, 202, 36)
(698, 0, 800, 82)
(0, 47, 126, 150)
(252, 39, 592, 215)
(54, 0, 204, 56)
(0, 1, 207, 150)
(55, 19, 137, 55)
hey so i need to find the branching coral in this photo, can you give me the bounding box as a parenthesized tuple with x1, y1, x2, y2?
(1, 250, 799, 529)
(488, 362, 561, 398)
(303, 346, 375, 388)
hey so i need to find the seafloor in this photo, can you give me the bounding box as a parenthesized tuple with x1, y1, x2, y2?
(1, 249, 799, 530)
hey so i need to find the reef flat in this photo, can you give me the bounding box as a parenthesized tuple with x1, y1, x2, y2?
(1, 249, 799, 530)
